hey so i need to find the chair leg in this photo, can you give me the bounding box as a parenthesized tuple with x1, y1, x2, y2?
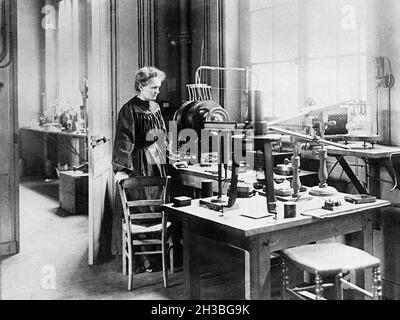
(281, 258, 290, 300)
(126, 234, 133, 291)
(335, 273, 343, 300)
(168, 235, 174, 274)
(315, 272, 324, 300)
(128, 254, 133, 291)
(162, 224, 168, 288)
(373, 266, 382, 300)
(122, 233, 127, 276)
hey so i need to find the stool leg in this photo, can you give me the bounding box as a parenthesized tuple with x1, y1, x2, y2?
(335, 273, 343, 300)
(315, 272, 324, 300)
(373, 267, 382, 300)
(281, 258, 290, 300)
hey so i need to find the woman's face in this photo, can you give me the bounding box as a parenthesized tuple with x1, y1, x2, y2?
(139, 77, 162, 101)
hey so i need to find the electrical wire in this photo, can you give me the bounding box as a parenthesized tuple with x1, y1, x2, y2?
(0, 0, 8, 63)
(0, 0, 12, 69)
(381, 277, 400, 288)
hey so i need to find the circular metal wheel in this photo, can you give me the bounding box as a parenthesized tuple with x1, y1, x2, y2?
(205, 106, 231, 122)
(187, 101, 221, 134)
(173, 101, 195, 132)
(174, 100, 231, 135)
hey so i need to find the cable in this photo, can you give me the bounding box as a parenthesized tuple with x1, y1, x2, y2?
(365, 173, 396, 185)
(0, 0, 12, 69)
(381, 277, 400, 287)
(0, 0, 8, 63)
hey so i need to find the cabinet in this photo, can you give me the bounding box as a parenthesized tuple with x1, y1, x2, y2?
(59, 170, 88, 215)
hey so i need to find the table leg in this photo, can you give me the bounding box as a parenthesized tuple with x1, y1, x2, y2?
(362, 212, 374, 298)
(345, 212, 374, 299)
(245, 237, 271, 300)
(335, 155, 367, 194)
(367, 159, 381, 198)
(367, 159, 382, 230)
(183, 218, 200, 299)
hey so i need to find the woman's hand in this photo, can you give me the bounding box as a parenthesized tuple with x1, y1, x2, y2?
(115, 171, 129, 183)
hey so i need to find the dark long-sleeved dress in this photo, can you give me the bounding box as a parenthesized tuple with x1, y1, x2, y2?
(111, 96, 168, 265)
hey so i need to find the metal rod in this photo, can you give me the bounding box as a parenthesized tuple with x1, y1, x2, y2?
(268, 125, 350, 150)
(263, 141, 277, 217)
(195, 66, 247, 85)
(268, 100, 353, 126)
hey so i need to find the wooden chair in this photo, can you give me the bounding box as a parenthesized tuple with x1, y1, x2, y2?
(280, 243, 382, 300)
(118, 175, 174, 291)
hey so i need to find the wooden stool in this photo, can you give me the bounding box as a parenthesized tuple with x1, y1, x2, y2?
(280, 243, 382, 300)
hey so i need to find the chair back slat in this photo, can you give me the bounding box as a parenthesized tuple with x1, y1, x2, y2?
(121, 176, 167, 189)
(129, 212, 162, 220)
(127, 199, 164, 207)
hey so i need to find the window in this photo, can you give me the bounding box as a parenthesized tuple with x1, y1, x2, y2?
(247, 0, 368, 119)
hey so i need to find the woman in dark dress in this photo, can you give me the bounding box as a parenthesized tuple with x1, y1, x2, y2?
(111, 66, 169, 272)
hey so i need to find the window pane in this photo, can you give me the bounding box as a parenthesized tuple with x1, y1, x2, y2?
(250, 9, 273, 63)
(337, 0, 365, 55)
(338, 56, 359, 101)
(252, 64, 273, 117)
(307, 0, 338, 58)
(274, 62, 299, 117)
(273, 3, 298, 61)
(308, 59, 337, 106)
(360, 54, 367, 100)
(249, 0, 273, 11)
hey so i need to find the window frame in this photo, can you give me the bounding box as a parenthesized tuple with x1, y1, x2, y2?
(241, 0, 369, 120)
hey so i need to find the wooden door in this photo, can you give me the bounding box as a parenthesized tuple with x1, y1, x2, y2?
(86, 0, 114, 265)
(0, 0, 19, 257)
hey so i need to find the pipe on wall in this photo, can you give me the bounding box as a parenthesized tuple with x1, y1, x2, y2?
(178, 0, 191, 102)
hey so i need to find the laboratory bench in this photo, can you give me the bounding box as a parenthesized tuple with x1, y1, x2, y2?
(19, 125, 87, 178)
(163, 191, 390, 300)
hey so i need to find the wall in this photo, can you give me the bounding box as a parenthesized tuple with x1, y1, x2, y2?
(155, 0, 180, 109)
(17, 0, 45, 175)
(17, 0, 43, 127)
(115, 0, 139, 109)
(154, 0, 243, 122)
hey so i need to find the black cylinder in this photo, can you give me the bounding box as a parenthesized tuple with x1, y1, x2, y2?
(248, 90, 263, 122)
(201, 179, 214, 198)
(284, 202, 297, 219)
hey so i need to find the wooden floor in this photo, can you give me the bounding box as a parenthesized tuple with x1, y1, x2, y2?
(0, 177, 256, 300)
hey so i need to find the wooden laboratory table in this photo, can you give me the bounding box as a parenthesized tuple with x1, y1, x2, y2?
(177, 163, 318, 195)
(326, 142, 400, 197)
(162, 193, 390, 300)
(20, 125, 86, 139)
(19, 126, 87, 175)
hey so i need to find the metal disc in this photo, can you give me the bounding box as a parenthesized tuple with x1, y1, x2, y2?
(205, 106, 231, 122)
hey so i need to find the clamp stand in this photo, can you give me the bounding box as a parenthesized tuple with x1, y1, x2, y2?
(309, 147, 338, 196)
